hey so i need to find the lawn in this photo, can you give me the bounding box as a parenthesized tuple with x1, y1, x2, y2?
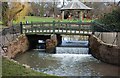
(2, 57, 63, 77)
(0, 16, 93, 27)
(22, 16, 93, 23)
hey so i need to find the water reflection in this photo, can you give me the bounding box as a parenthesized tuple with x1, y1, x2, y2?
(14, 50, 119, 76)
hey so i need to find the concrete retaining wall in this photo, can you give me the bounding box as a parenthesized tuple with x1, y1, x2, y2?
(6, 34, 29, 58)
(94, 32, 117, 45)
(89, 35, 120, 66)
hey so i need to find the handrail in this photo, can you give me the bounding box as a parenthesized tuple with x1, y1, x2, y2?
(21, 21, 93, 35)
(21, 21, 92, 25)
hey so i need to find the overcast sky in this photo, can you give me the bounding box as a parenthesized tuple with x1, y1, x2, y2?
(32, 0, 120, 2)
(3, 0, 120, 2)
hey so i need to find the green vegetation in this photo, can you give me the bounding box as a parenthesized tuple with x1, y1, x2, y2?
(24, 16, 55, 23)
(2, 57, 62, 77)
(0, 16, 93, 25)
(97, 7, 120, 31)
(21, 16, 93, 23)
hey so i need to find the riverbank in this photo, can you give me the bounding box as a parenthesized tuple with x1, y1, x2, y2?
(2, 57, 63, 78)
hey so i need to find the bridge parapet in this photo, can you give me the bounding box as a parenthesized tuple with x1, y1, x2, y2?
(20, 21, 119, 35)
(20, 21, 93, 35)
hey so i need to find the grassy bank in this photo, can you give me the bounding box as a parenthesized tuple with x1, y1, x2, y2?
(2, 57, 62, 77)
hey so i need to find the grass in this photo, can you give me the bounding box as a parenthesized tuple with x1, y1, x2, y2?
(2, 57, 63, 77)
(22, 16, 93, 23)
(25, 16, 55, 23)
(0, 16, 93, 28)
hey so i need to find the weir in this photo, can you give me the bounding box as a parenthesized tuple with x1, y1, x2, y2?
(26, 34, 90, 54)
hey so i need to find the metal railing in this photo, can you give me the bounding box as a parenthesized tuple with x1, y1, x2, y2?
(21, 21, 93, 35)
(21, 21, 119, 36)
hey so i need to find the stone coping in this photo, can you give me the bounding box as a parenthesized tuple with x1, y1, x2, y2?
(93, 35, 118, 47)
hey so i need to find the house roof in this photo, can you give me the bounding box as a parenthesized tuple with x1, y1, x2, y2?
(61, 0, 92, 10)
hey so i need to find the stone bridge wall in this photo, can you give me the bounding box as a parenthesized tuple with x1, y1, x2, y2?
(6, 34, 29, 58)
(89, 35, 120, 66)
(46, 34, 58, 53)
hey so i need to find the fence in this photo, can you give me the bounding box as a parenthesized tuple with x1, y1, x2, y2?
(21, 21, 93, 35)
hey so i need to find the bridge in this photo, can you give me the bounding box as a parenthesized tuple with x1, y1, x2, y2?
(1, 21, 119, 53)
(21, 21, 94, 36)
(20, 21, 119, 36)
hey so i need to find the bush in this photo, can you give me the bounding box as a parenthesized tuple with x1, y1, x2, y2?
(97, 7, 120, 31)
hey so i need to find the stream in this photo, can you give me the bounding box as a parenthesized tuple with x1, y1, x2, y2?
(14, 40, 119, 76)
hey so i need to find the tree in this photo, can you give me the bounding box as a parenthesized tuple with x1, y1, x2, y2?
(98, 7, 120, 31)
(2, 2, 30, 27)
(2, 2, 9, 26)
(14, 2, 30, 23)
(30, 2, 42, 16)
(30, 1, 61, 17)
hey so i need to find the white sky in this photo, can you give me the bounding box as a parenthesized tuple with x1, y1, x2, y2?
(29, 0, 120, 2)
(1, 0, 120, 2)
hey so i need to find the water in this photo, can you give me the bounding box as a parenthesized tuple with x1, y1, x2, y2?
(60, 40, 88, 47)
(14, 48, 119, 76)
(56, 47, 88, 54)
(57, 40, 89, 54)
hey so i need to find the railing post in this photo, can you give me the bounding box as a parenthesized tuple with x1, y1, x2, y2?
(31, 21, 33, 33)
(69, 23, 71, 34)
(92, 22, 95, 34)
(20, 22, 23, 34)
(79, 22, 81, 34)
(53, 21, 55, 34)
(58, 21, 60, 33)
(41, 22, 43, 33)
(66, 23, 68, 33)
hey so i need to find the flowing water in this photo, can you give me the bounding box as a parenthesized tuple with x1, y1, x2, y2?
(14, 40, 119, 76)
